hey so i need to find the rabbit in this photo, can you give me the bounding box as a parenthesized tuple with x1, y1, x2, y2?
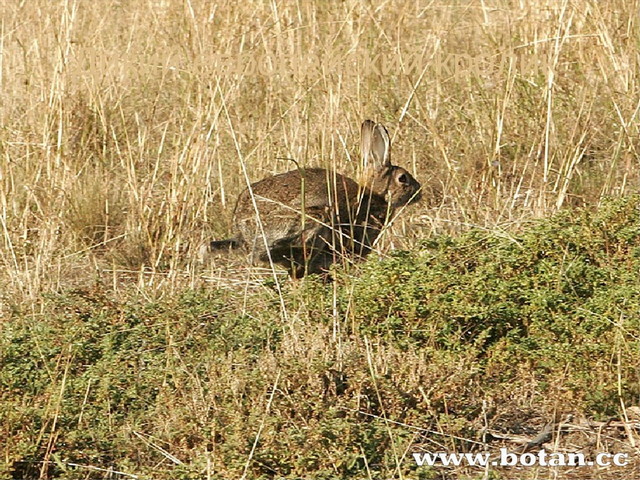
(201, 119, 421, 278)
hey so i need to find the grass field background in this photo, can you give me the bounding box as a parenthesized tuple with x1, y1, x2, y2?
(1, 0, 639, 478)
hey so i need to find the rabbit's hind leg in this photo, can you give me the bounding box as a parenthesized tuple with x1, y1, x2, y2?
(197, 237, 242, 262)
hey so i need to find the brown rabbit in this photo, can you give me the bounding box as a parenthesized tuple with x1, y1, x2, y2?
(201, 120, 421, 277)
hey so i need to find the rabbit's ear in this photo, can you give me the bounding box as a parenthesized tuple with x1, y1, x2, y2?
(362, 120, 391, 169)
(361, 119, 375, 169)
(372, 123, 391, 167)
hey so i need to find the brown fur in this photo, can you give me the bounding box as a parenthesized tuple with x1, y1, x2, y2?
(203, 120, 421, 278)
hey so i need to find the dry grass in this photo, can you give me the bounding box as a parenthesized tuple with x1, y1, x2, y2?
(1, 0, 638, 300)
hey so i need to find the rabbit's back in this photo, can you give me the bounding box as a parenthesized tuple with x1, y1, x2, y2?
(234, 168, 363, 216)
(233, 167, 388, 274)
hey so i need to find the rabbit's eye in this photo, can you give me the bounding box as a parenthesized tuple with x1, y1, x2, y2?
(397, 173, 408, 184)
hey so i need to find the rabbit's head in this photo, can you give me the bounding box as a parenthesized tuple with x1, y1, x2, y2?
(360, 120, 422, 208)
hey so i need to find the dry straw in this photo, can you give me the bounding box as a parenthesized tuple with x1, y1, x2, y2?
(0, 0, 638, 301)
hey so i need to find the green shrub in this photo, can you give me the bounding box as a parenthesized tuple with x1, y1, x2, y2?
(2, 197, 639, 479)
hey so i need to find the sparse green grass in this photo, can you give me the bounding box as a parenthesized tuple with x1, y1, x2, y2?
(1, 0, 640, 479)
(2, 196, 640, 479)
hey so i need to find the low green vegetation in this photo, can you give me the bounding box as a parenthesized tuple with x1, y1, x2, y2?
(2, 196, 639, 479)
